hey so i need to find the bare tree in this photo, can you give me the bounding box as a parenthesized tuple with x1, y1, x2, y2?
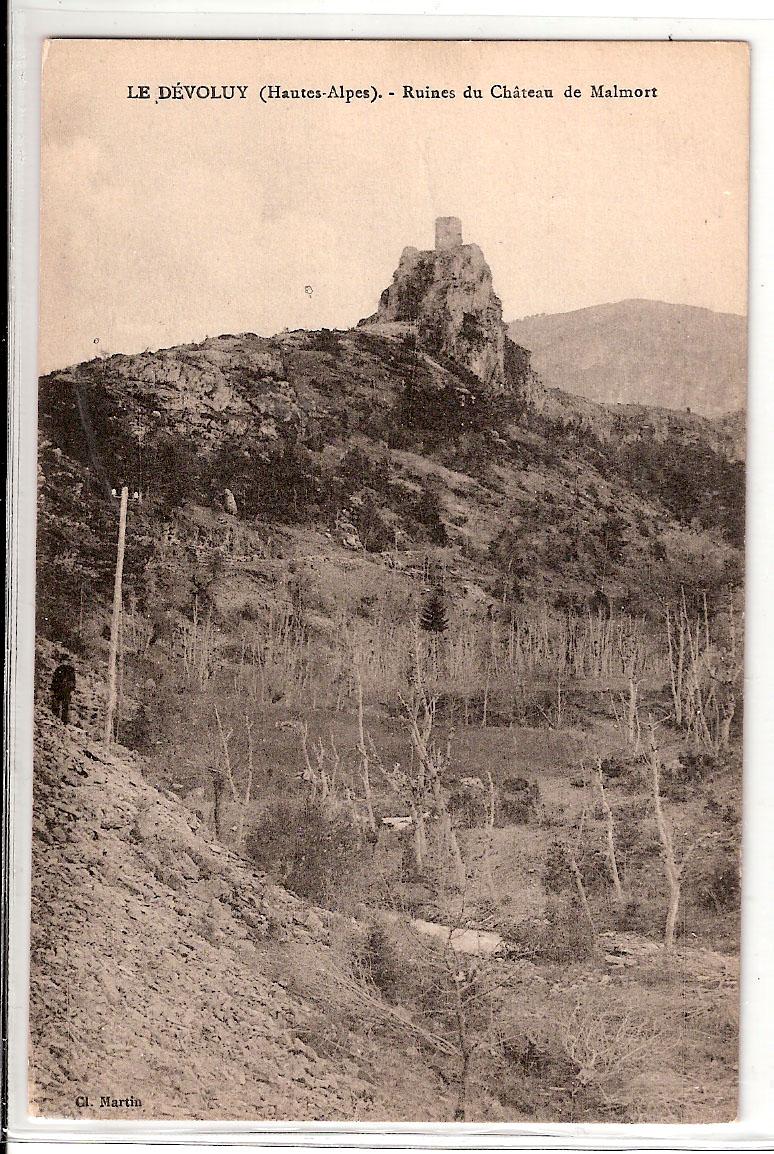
(403, 898, 506, 1121)
(565, 844, 598, 947)
(646, 718, 716, 952)
(401, 686, 466, 891)
(594, 758, 625, 909)
(558, 800, 599, 949)
(211, 706, 258, 846)
(295, 721, 340, 809)
(446, 953, 476, 1120)
(665, 591, 739, 754)
(479, 771, 499, 901)
(364, 627, 466, 889)
(353, 658, 378, 837)
(181, 597, 217, 688)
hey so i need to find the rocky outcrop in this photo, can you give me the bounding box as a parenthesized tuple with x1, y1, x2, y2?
(362, 220, 510, 391)
(37, 335, 306, 509)
(539, 384, 743, 459)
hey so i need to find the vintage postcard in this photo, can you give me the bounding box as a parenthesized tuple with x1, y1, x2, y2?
(27, 38, 746, 1124)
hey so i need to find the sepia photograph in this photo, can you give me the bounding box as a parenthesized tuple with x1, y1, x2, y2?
(26, 37, 747, 1124)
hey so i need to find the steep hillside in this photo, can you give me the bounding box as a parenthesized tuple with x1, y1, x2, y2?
(508, 300, 746, 416)
(30, 706, 458, 1121)
(36, 322, 743, 656)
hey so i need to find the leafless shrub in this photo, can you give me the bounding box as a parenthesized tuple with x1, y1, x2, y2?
(558, 1001, 669, 1089)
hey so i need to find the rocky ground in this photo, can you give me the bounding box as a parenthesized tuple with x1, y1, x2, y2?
(29, 714, 457, 1121)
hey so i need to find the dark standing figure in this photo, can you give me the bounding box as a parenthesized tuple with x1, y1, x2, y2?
(589, 587, 611, 618)
(211, 768, 228, 840)
(51, 661, 76, 724)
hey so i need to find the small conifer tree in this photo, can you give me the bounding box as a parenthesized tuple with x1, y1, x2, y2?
(420, 587, 448, 634)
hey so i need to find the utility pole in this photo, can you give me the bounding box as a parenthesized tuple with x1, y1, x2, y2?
(104, 485, 129, 745)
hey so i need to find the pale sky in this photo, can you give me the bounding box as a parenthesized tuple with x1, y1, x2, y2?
(39, 39, 749, 373)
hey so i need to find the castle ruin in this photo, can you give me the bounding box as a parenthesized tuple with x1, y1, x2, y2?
(360, 215, 539, 397)
(435, 216, 463, 250)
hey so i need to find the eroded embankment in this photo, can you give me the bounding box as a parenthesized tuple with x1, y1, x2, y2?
(28, 716, 453, 1120)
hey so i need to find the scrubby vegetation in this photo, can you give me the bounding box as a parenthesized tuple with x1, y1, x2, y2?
(33, 323, 742, 1122)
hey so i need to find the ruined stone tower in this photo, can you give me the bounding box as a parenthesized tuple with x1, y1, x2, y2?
(360, 216, 544, 407)
(435, 216, 463, 250)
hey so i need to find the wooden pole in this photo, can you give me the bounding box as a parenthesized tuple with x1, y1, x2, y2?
(647, 720, 681, 952)
(104, 485, 128, 745)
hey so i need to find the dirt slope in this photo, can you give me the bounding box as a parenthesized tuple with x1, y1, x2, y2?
(29, 714, 453, 1121)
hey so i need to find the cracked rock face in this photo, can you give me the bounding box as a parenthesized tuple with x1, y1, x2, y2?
(365, 239, 507, 390)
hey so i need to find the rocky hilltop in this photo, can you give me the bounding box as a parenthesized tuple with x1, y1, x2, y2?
(361, 216, 538, 401)
(36, 221, 744, 646)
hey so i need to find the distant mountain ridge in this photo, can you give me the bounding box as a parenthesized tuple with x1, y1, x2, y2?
(507, 299, 746, 417)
